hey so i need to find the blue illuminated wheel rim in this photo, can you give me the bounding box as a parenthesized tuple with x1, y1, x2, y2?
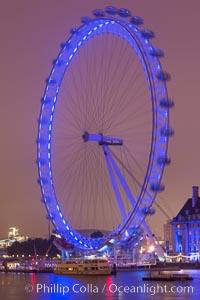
(37, 7, 173, 250)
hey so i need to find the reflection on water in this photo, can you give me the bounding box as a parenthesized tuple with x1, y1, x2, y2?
(0, 270, 199, 300)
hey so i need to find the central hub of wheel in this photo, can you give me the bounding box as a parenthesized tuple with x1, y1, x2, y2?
(82, 131, 123, 146)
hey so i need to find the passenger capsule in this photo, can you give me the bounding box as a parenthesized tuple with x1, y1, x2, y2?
(60, 42, 71, 50)
(157, 156, 171, 165)
(47, 213, 56, 220)
(105, 6, 118, 15)
(150, 182, 165, 192)
(160, 98, 174, 108)
(149, 48, 164, 57)
(142, 207, 156, 215)
(160, 127, 174, 137)
(44, 197, 52, 203)
(157, 71, 171, 81)
(118, 8, 131, 17)
(70, 28, 78, 34)
(141, 29, 155, 39)
(46, 78, 56, 85)
(40, 177, 49, 185)
(93, 9, 105, 17)
(81, 16, 91, 23)
(130, 16, 144, 25)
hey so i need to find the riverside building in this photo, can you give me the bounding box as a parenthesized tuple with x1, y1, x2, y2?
(164, 186, 200, 260)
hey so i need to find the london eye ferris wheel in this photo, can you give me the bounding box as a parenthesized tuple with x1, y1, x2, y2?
(37, 7, 174, 251)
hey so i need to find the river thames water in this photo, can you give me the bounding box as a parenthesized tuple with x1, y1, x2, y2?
(0, 270, 200, 300)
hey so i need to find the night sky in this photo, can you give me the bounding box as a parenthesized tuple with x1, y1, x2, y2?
(1, 0, 200, 239)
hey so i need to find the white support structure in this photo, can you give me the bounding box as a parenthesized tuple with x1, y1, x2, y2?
(82, 131, 164, 257)
(103, 147, 127, 220)
(103, 145, 135, 207)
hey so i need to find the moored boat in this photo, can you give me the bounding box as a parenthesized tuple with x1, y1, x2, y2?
(142, 272, 193, 281)
(54, 258, 112, 275)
